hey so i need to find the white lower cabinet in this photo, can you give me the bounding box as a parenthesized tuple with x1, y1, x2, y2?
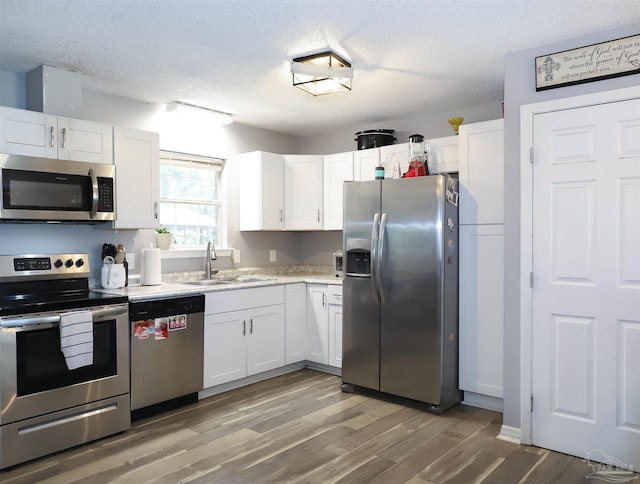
(203, 286, 285, 388)
(285, 283, 307, 364)
(306, 284, 328, 364)
(459, 224, 504, 398)
(203, 310, 247, 386)
(327, 287, 343, 368)
(307, 284, 343, 368)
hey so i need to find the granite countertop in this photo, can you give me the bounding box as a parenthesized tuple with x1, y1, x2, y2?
(93, 265, 342, 301)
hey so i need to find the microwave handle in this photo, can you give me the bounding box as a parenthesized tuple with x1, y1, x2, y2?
(89, 168, 99, 219)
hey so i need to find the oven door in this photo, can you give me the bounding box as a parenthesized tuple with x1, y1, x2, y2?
(0, 153, 115, 221)
(0, 303, 129, 425)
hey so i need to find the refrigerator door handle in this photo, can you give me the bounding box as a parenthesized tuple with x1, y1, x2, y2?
(377, 213, 387, 303)
(370, 212, 380, 302)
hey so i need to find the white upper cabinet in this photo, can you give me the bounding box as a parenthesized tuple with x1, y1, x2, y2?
(284, 155, 323, 230)
(0, 106, 113, 164)
(113, 127, 159, 229)
(353, 147, 380, 181)
(0, 107, 57, 158)
(427, 135, 459, 174)
(238, 151, 285, 231)
(323, 151, 353, 230)
(379, 142, 411, 177)
(56, 117, 113, 164)
(458, 119, 504, 224)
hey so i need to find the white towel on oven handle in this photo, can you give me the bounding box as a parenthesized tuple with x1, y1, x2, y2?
(59, 310, 94, 370)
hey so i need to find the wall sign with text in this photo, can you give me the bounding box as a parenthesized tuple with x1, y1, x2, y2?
(535, 34, 640, 91)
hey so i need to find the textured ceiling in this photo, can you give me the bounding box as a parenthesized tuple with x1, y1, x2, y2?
(0, 0, 638, 137)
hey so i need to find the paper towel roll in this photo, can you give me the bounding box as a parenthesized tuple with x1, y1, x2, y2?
(141, 247, 162, 286)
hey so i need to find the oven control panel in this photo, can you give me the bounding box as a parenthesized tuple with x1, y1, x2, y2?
(0, 253, 91, 281)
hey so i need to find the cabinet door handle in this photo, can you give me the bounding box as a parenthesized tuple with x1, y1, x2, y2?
(250, 318, 253, 334)
(61, 127, 67, 148)
(154, 201, 158, 219)
(317, 209, 320, 222)
(279, 209, 283, 223)
(242, 320, 246, 335)
(322, 293, 326, 307)
(49, 126, 55, 147)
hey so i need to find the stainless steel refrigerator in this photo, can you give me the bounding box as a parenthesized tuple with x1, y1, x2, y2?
(341, 174, 461, 413)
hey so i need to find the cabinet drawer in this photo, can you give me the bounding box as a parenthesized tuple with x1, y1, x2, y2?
(326, 285, 343, 305)
(205, 285, 285, 315)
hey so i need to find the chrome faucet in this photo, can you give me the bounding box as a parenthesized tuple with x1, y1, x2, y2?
(205, 241, 219, 278)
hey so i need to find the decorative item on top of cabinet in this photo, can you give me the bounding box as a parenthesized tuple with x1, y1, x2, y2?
(323, 151, 354, 230)
(448, 117, 464, 135)
(238, 151, 285, 231)
(113, 127, 160, 229)
(0, 106, 113, 163)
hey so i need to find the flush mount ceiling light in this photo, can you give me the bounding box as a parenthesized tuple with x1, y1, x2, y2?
(166, 101, 233, 124)
(291, 50, 353, 96)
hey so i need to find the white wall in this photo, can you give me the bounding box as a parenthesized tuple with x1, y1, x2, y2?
(0, 70, 25, 108)
(502, 24, 639, 433)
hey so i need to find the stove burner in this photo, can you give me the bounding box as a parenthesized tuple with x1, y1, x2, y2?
(0, 253, 127, 317)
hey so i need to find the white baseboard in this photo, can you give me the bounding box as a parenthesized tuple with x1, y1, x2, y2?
(497, 425, 522, 444)
(304, 361, 342, 376)
(198, 361, 343, 400)
(462, 391, 503, 412)
(199, 362, 305, 399)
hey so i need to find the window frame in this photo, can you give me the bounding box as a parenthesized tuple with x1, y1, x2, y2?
(158, 150, 227, 250)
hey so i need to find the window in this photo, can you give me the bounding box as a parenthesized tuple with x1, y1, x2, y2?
(159, 151, 225, 248)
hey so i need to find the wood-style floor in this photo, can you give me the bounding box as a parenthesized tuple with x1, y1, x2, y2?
(1, 369, 601, 484)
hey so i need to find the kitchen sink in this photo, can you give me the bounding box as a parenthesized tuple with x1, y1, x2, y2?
(184, 276, 273, 286)
(223, 276, 273, 283)
(184, 279, 233, 286)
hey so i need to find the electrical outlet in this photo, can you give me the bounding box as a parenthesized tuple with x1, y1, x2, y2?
(233, 250, 241, 264)
(269, 250, 277, 262)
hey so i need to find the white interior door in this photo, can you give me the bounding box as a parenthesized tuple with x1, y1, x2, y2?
(531, 98, 640, 469)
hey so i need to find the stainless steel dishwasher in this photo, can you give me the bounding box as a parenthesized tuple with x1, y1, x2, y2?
(129, 294, 204, 419)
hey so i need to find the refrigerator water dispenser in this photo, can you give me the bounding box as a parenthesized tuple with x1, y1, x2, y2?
(346, 249, 370, 276)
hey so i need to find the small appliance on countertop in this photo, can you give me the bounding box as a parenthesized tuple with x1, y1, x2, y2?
(333, 250, 344, 278)
(140, 244, 162, 286)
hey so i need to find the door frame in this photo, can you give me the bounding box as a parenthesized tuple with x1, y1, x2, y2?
(518, 85, 640, 445)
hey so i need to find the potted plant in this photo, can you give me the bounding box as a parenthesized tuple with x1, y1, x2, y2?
(155, 227, 172, 250)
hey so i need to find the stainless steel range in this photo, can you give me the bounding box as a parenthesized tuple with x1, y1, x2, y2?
(0, 253, 130, 469)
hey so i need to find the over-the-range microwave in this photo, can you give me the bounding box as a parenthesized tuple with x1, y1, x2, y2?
(0, 153, 116, 222)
